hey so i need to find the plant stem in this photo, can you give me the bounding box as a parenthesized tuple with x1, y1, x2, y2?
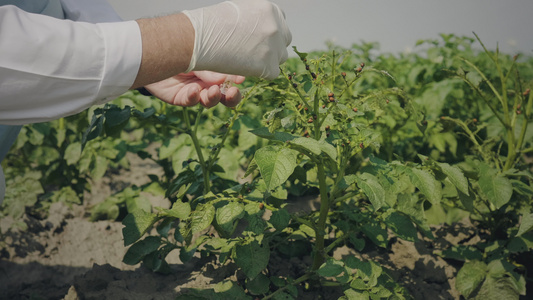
(497, 66, 517, 172)
(183, 107, 210, 194)
(330, 50, 336, 93)
(263, 273, 313, 300)
(324, 232, 350, 254)
(311, 162, 330, 271)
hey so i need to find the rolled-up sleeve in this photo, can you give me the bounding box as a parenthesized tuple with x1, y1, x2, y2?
(0, 5, 142, 125)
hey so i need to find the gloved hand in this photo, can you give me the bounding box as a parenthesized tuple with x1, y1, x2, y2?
(182, 0, 292, 80)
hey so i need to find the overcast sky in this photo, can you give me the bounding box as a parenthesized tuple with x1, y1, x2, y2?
(107, 0, 533, 56)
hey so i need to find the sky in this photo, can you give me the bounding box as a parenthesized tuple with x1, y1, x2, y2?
(107, 0, 533, 56)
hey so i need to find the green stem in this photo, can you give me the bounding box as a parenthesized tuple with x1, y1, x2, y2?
(311, 163, 330, 271)
(183, 107, 210, 194)
(263, 273, 313, 300)
(330, 50, 336, 93)
(324, 232, 350, 254)
(511, 90, 532, 168)
(332, 191, 359, 205)
(280, 68, 313, 112)
(498, 67, 516, 172)
(461, 76, 506, 127)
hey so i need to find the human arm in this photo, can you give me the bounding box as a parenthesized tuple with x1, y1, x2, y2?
(132, 0, 292, 108)
(131, 0, 292, 90)
(0, 0, 291, 125)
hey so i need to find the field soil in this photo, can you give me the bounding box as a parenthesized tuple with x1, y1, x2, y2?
(1, 153, 466, 300)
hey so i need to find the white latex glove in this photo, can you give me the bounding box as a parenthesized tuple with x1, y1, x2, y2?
(183, 0, 292, 80)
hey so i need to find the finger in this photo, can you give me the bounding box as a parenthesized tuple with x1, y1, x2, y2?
(180, 83, 201, 106)
(194, 71, 227, 85)
(199, 85, 221, 108)
(195, 71, 246, 86)
(229, 75, 246, 85)
(220, 86, 242, 107)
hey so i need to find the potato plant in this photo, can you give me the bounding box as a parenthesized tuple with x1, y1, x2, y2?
(109, 46, 462, 299)
(2, 35, 532, 300)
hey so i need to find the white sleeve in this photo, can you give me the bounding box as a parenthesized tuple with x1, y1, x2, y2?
(60, 0, 123, 23)
(0, 5, 142, 125)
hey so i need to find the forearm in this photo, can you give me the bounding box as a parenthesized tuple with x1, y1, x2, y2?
(130, 13, 194, 89)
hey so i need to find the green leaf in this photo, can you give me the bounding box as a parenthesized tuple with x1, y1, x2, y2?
(176, 289, 215, 300)
(159, 137, 181, 160)
(216, 202, 245, 236)
(234, 240, 270, 279)
(269, 208, 291, 231)
(507, 233, 533, 253)
(343, 289, 369, 300)
(122, 209, 160, 246)
(475, 260, 527, 299)
(244, 158, 258, 178)
(82, 114, 103, 148)
(160, 134, 190, 160)
(289, 137, 321, 155)
(133, 107, 156, 119)
(361, 221, 388, 248)
(91, 155, 108, 180)
(216, 202, 245, 225)
(384, 212, 418, 242)
(438, 162, 469, 195)
(171, 200, 192, 219)
(349, 236, 365, 251)
(356, 173, 386, 210)
(272, 292, 294, 300)
(104, 105, 131, 136)
(64, 142, 82, 165)
(404, 166, 442, 205)
(292, 46, 308, 61)
(126, 195, 151, 214)
(344, 256, 382, 288)
(159, 199, 191, 220)
(50, 186, 80, 205)
(458, 189, 475, 212)
(90, 201, 120, 221)
(479, 165, 513, 209)
(250, 127, 295, 142)
(336, 174, 357, 191)
(455, 260, 487, 298)
(105, 105, 131, 127)
(123, 236, 161, 265)
(213, 280, 249, 299)
(438, 245, 483, 261)
(254, 146, 298, 192)
(179, 246, 197, 263)
(317, 259, 345, 277)
(190, 203, 215, 235)
(318, 140, 337, 161)
(517, 213, 533, 236)
(246, 273, 270, 295)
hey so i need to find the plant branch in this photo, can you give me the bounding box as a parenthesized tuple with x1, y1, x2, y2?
(263, 273, 313, 300)
(183, 107, 210, 194)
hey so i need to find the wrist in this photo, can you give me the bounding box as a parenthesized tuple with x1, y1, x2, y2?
(130, 13, 194, 89)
